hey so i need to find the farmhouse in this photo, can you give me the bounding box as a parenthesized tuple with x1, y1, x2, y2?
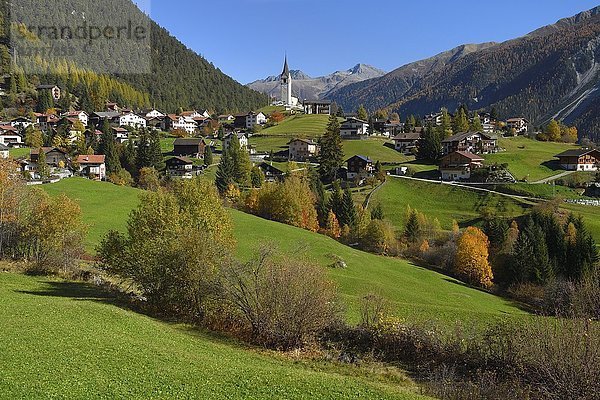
(0, 143, 8, 158)
(393, 132, 421, 155)
(62, 111, 89, 127)
(167, 114, 198, 134)
(506, 118, 529, 134)
(346, 155, 374, 180)
(258, 162, 285, 182)
(35, 113, 60, 132)
(374, 119, 403, 137)
(303, 100, 331, 115)
(555, 149, 600, 171)
(218, 114, 235, 123)
(439, 151, 484, 181)
(442, 131, 497, 155)
(145, 109, 166, 119)
(165, 156, 202, 178)
(77, 155, 106, 180)
(288, 138, 319, 161)
(340, 118, 370, 138)
(234, 112, 267, 130)
(30, 147, 69, 167)
(223, 132, 249, 152)
(173, 138, 206, 158)
(120, 112, 147, 129)
(11, 117, 33, 130)
(112, 127, 130, 144)
(0, 125, 21, 146)
(90, 111, 121, 128)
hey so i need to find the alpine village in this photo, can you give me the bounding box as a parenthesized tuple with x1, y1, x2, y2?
(3, 2, 600, 400)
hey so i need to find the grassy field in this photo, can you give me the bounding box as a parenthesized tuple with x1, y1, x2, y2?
(0, 273, 430, 399)
(261, 115, 338, 137)
(9, 147, 30, 159)
(488, 182, 586, 200)
(42, 178, 141, 252)
(250, 135, 290, 154)
(372, 178, 532, 231)
(342, 139, 412, 164)
(40, 178, 525, 325)
(485, 137, 579, 182)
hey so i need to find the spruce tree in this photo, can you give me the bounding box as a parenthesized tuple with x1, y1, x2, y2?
(357, 105, 368, 121)
(404, 209, 421, 243)
(229, 134, 251, 186)
(328, 180, 344, 221)
(136, 131, 151, 172)
(148, 129, 163, 170)
(452, 108, 469, 134)
(339, 187, 357, 229)
(37, 148, 50, 179)
(470, 112, 483, 132)
(204, 145, 213, 166)
(370, 203, 384, 220)
(37, 89, 54, 114)
(418, 123, 442, 161)
(215, 149, 234, 193)
(438, 108, 453, 138)
(318, 115, 344, 183)
(121, 139, 137, 175)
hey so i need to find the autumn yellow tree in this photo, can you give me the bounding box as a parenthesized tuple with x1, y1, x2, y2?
(0, 158, 25, 257)
(324, 210, 341, 239)
(454, 226, 493, 288)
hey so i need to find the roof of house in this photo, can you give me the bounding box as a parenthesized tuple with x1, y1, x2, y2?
(303, 100, 332, 105)
(555, 149, 600, 158)
(393, 132, 421, 141)
(347, 155, 373, 163)
(442, 131, 494, 143)
(167, 156, 193, 164)
(93, 111, 121, 119)
(506, 117, 529, 123)
(443, 151, 485, 161)
(173, 138, 205, 146)
(77, 155, 105, 164)
(0, 143, 9, 151)
(30, 147, 67, 155)
(224, 132, 248, 140)
(0, 124, 18, 132)
(288, 138, 317, 145)
(36, 84, 58, 90)
(112, 127, 128, 133)
(343, 117, 368, 124)
(259, 162, 285, 174)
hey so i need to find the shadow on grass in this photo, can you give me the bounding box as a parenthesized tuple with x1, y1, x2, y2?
(441, 278, 533, 314)
(540, 160, 562, 172)
(17, 280, 113, 301)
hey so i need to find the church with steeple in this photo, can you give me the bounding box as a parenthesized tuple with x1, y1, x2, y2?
(279, 56, 299, 109)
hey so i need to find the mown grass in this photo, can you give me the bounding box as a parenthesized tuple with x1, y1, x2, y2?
(8, 147, 30, 159)
(485, 137, 579, 182)
(371, 178, 532, 231)
(261, 115, 339, 137)
(342, 139, 412, 164)
(40, 178, 525, 325)
(0, 273, 431, 400)
(41, 178, 141, 252)
(489, 182, 585, 200)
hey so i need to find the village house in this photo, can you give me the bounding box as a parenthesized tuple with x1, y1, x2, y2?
(393, 132, 422, 155)
(62, 111, 89, 127)
(167, 114, 198, 134)
(165, 156, 202, 178)
(373, 119, 403, 137)
(439, 151, 484, 181)
(110, 127, 129, 144)
(30, 147, 69, 167)
(36, 84, 61, 101)
(555, 149, 600, 171)
(288, 138, 319, 161)
(258, 162, 285, 182)
(506, 118, 529, 135)
(223, 132, 249, 152)
(11, 117, 33, 130)
(441, 131, 497, 155)
(76, 154, 106, 180)
(340, 118, 370, 138)
(0, 125, 22, 146)
(218, 114, 235, 123)
(0, 143, 9, 158)
(145, 109, 166, 119)
(145, 116, 166, 131)
(303, 100, 332, 115)
(173, 138, 206, 158)
(120, 112, 147, 129)
(234, 112, 267, 130)
(35, 113, 59, 132)
(346, 155, 374, 180)
(90, 111, 121, 128)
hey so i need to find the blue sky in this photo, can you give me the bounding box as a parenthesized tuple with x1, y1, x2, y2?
(140, 0, 600, 84)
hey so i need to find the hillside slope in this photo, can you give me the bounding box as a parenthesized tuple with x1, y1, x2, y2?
(5, 0, 267, 112)
(328, 7, 600, 139)
(248, 64, 385, 101)
(0, 273, 430, 399)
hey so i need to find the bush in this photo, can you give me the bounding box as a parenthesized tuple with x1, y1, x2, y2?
(221, 246, 341, 349)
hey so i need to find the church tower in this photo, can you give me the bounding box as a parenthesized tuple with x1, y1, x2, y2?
(280, 56, 292, 106)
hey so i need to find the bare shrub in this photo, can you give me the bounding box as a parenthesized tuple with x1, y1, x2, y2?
(360, 292, 391, 329)
(221, 246, 341, 349)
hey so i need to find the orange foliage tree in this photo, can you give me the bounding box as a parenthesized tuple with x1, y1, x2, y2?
(454, 226, 493, 289)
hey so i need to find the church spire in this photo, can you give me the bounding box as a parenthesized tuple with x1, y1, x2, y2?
(281, 55, 290, 77)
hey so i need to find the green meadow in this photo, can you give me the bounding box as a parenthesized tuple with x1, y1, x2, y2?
(261, 114, 339, 137)
(0, 273, 430, 400)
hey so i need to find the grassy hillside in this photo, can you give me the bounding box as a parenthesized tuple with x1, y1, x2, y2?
(485, 137, 579, 182)
(342, 139, 412, 164)
(9, 147, 30, 159)
(0, 273, 429, 399)
(40, 179, 525, 324)
(372, 178, 532, 231)
(261, 115, 337, 137)
(42, 178, 141, 252)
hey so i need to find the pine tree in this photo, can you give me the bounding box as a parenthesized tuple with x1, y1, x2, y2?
(250, 166, 264, 188)
(229, 134, 251, 186)
(121, 139, 137, 175)
(204, 145, 213, 166)
(404, 115, 416, 133)
(470, 112, 483, 132)
(37, 89, 54, 114)
(452, 108, 469, 134)
(318, 115, 344, 183)
(438, 108, 453, 138)
(418, 123, 442, 161)
(215, 149, 235, 194)
(404, 208, 421, 243)
(338, 187, 357, 229)
(357, 105, 368, 121)
(328, 180, 344, 221)
(136, 131, 151, 172)
(37, 148, 50, 179)
(148, 129, 163, 170)
(370, 203, 384, 220)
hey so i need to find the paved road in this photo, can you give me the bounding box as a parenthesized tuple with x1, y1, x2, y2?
(531, 170, 574, 184)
